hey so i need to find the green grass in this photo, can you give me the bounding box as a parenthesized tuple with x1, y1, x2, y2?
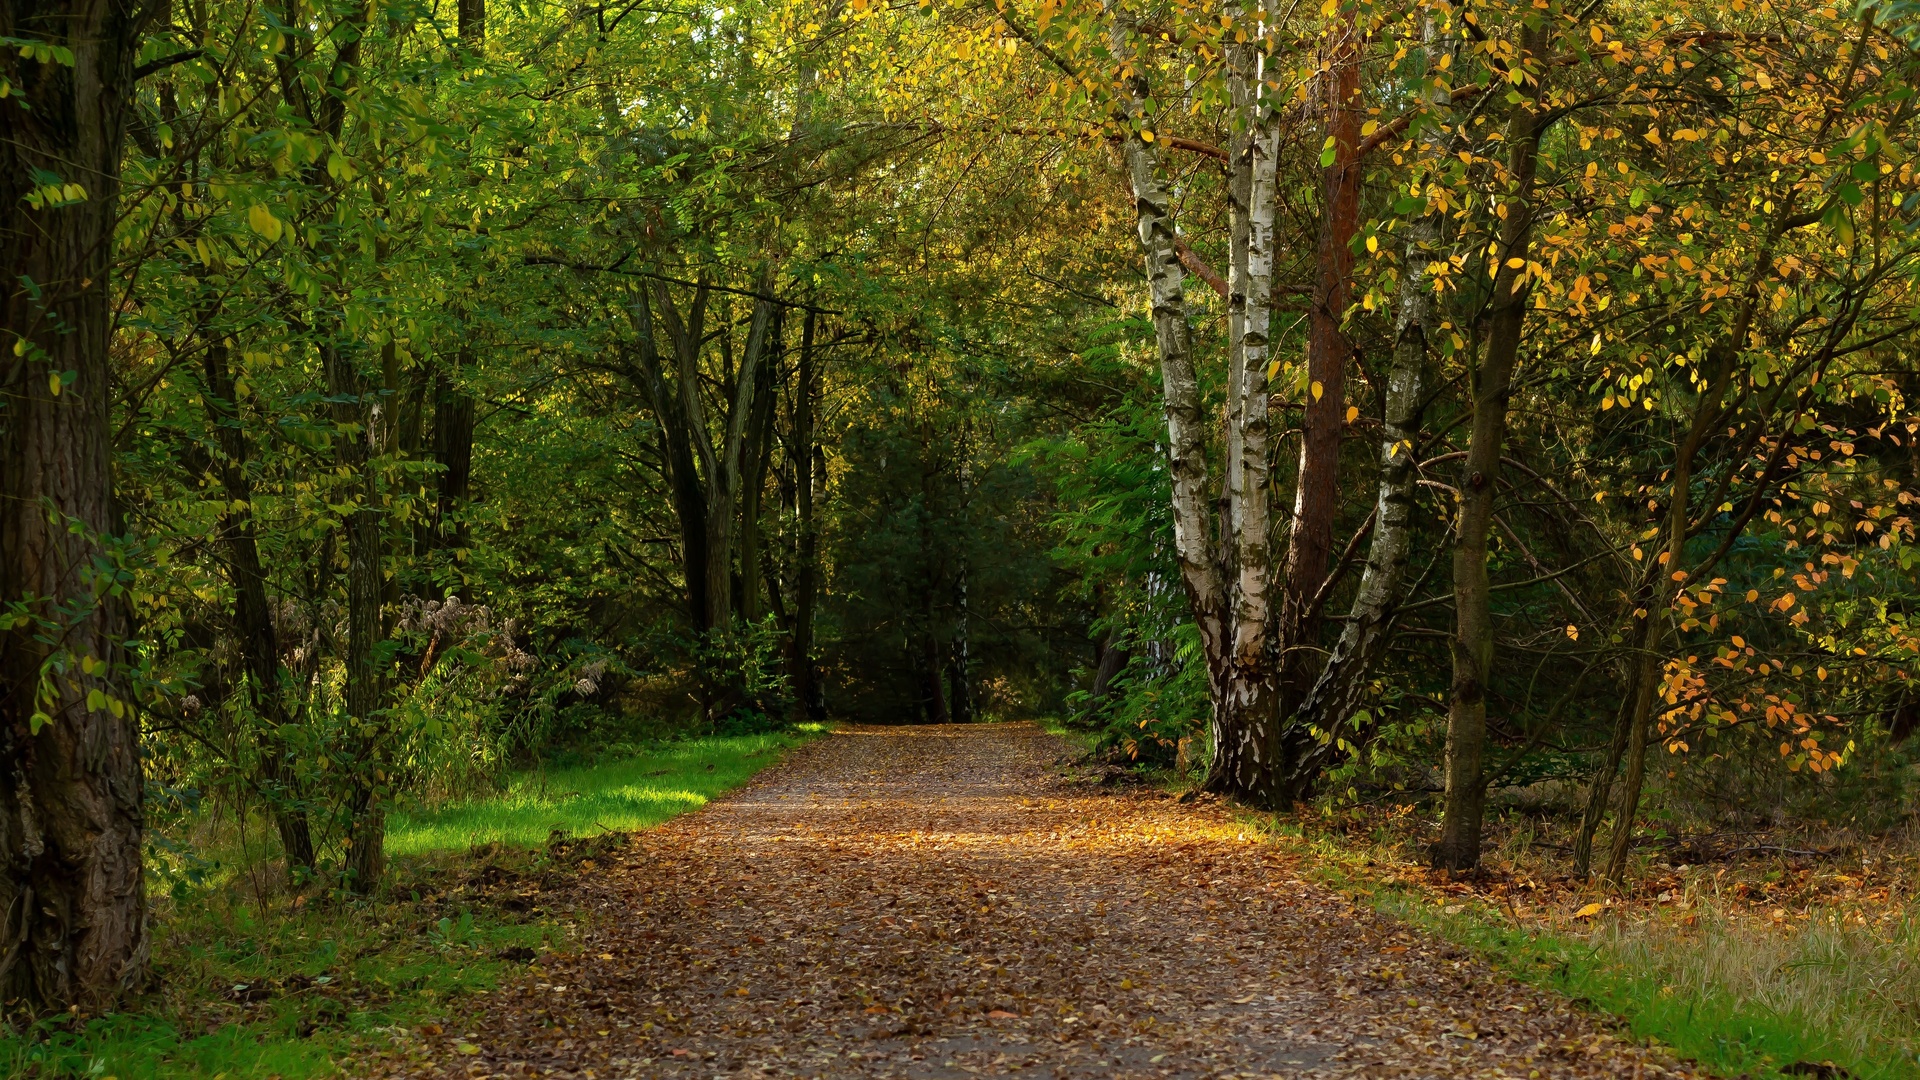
(2, 726, 823, 1078)
(387, 726, 823, 855)
(1274, 823, 1920, 1080)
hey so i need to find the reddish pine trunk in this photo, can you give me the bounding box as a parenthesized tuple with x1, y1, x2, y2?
(1281, 9, 1363, 691)
(0, 0, 153, 1008)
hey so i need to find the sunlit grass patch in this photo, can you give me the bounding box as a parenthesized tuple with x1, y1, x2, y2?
(387, 726, 823, 854)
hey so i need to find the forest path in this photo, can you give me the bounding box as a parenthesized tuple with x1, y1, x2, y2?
(391, 723, 1691, 1080)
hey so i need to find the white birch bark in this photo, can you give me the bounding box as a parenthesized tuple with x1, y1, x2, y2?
(1232, 42, 1279, 675)
(1103, 0, 1225, 670)
(1222, 9, 1253, 570)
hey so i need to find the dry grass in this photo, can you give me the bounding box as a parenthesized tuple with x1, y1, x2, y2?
(1266, 799, 1920, 1080)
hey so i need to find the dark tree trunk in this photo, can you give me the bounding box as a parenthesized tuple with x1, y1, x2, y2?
(740, 312, 782, 624)
(1279, 8, 1363, 692)
(326, 343, 389, 891)
(432, 0, 482, 566)
(1573, 667, 1639, 876)
(0, 0, 154, 1009)
(202, 339, 315, 871)
(628, 297, 710, 629)
(947, 572, 970, 724)
(1433, 24, 1548, 872)
(1090, 630, 1129, 706)
(432, 354, 476, 558)
(922, 633, 952, 725)
(791, 314, 824, 721)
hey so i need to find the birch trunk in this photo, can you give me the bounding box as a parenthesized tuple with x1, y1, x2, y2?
(1433, 25, 1548, 871)
(1104, 0, 1231, 785)
(1215, 38, 1285, 800)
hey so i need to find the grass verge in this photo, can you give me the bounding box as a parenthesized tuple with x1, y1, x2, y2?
(2, 726, 822, 1079)
(1262, 818, 1920, 1080)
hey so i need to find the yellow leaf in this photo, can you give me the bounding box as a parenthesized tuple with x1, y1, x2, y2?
(454, 1042, 481, 1056)
(1566, 624, 1579, 641)
(1310, 380, 1324, 401)
(1575, 902, 1604, 919)
(247, 204, 283, 244)
(1365, 235, 1378, 253)
(1140, 130, 1155, 143)
(1345, 405, 1359, 424)
(1266, 360, 1280, 381)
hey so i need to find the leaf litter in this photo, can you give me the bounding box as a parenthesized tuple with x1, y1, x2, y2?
(364, 723, 1699, 1079)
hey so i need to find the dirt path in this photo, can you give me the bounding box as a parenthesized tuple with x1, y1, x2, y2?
(389, 723, 1693, 1079)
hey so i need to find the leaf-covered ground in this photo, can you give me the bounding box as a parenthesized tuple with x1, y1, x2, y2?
(368, 724, 1698, 1079)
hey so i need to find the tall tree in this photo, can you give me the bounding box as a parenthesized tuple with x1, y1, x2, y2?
(0, 0, 156, 1007)
(1433, 17, 1549, 871)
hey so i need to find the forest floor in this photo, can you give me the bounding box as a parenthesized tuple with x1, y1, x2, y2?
(361, 723, 1693, 1080)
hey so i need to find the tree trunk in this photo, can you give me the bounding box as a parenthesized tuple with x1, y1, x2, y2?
(740, 311, 782, 624)
(1596, 85, 1819, 878)
(1278, 10, 1450, 800)
(1573, 663, 1639, 877)
(202, 339, 315, 871)
(1215, 24, 1285, 802)
(1432, 26, 1548, 872)
(1280, 5, 1363, 685)
(326, 342, 389, 891)
(1090, 629, 1130, 707)
(1108, 0, 1284, 802)
(433, 0, 483, 565)
(0, 0, 155, 1009)
(432, 354, 476, 558)
(627, 293, 710, 629)
(791, 313, 824, 720)
(949, 450, 972, 724)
